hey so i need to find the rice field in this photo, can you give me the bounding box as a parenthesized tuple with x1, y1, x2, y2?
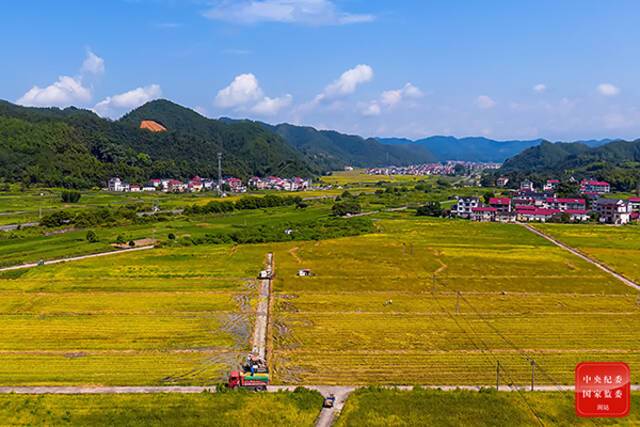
(0, 244, 268, 385)
(269, 217, 639, 386)
(0, 389, 323, 426)
(535, 223, 640, 284)
(336, 388, 640, 426)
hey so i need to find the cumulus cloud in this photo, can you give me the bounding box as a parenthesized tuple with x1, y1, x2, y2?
(597, 83, 620, 96)
(361, 83, 423, 116)
(16, 76, 92, 107)
(533, 83, 546, 93)
(214, 73, 292, 115)
(204, 0, 374, 26)
(251, 94, 293, 115)
(214, 73, 264, 108)
(314, 64, 373, 104)
(380, 83, 423, 107)
(475, 95, 496, 109)
(16, 50, 105, 107)
(81, 50, 105, 75)
(94, 84, 162, 118)
(361, 102, 381, 116)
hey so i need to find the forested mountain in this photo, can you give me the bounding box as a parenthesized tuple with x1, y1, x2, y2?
(377, 135, 611, 162)
(0, 99, 313, 187)
(227, 121, 437, 170)
(488, 139, 640, 191)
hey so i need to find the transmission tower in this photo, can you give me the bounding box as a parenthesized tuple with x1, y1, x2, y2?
(217, 152, 223, 196)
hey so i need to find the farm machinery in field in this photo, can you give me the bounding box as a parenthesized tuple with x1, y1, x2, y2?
(227, 353, 270, 391)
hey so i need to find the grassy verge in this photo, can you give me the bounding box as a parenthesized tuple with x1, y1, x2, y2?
(0, 388, 323, 426)
(336, 388, 640, 426)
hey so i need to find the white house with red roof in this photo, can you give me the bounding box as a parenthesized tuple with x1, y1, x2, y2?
(471, 206, 497, 222)
(580, 179, 610, 195)
(488, 197, 512, 213)
(545, 197, 586, 211)
(628, 197, 640, 212)
(515, 207, 560, 222)
(543, 179, 560, 191)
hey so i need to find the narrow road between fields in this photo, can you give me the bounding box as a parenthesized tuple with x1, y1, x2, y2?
(521, 223, 640, 291)
(252, 253, 273, 361)
(0, 384, 638, 394)
(0, 245, 155, 272)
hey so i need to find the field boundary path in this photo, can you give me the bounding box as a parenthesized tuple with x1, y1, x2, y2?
(0, 384, 638, 395)
(521, 223, 640, 291)
(0, 245, 155, 272)
(252, 253, 273, 360)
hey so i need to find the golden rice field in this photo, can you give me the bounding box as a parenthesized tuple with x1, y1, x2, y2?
(0, 244, 268, 386)
(535, 223, 640, 284)
(268, 217, 639, 386)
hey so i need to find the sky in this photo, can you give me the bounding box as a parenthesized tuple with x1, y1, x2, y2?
(3, 0, 640, 141)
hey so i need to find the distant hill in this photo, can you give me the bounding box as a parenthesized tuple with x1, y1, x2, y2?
(223, 120, 437, 170)
(376, 135, 612, 162)
(0, 99, 313, 187)
(490, 139, 640, 191)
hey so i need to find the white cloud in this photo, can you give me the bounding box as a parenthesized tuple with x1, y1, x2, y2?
(251, 94, 293, 115)
(81, 50, 105, 75)
(533, 83, 546, 93)
(314, 64, 373, 104)
(475, 95, 496, 109)
(360, 83, 423, 117)
(94, 84, 162, 117)
(204, 0, 374, 26)
(597, 83, 620, 96)
(361, 102, 381, 116)
(380, 83, 423, 107)
(215, 73, 292, 115)
(214, 73, 264, 108)
(16, 75, 92, 107)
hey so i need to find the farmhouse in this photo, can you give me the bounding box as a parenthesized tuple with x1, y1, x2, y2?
(545, 197, 585, 211)
(496, 176, 510, 187)
(580, 179, 610, 195)
(543, 179, 560, 191)
(515, 207, 560, 222)
(520, 179, 534, 191)
(471, 206, 497, 222)
(594, 198, 631, 224)
(108, 177, 128, 192)
(488, 197, 512, 213)
(452, 197, 480, 218)
(564, 209, 590, 222)
(628, 197, 640, 212)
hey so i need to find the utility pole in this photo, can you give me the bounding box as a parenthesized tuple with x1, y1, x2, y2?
(217, 152, 223, 196)
(531, 360, 536, 391)
(496, 360, 500, 391)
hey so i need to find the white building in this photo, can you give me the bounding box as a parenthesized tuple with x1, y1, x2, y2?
(452, 197, 480, 218)
(594, 198, 631, 224)
(108, 177, 126, 192)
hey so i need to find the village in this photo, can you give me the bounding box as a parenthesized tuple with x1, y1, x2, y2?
(106, 175, 312, 194)
(365, 161, 501, 176)
(453, 178, 640, 225)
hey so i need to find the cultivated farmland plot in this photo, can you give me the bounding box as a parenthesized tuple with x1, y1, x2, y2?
(0, 245, 266, 385)
(269, 217, 640, 386)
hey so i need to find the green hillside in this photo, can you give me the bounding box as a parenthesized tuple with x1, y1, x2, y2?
(0, 99, 314, 187)
(489, 139, 640, 191)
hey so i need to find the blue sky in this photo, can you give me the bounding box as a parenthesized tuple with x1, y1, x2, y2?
(3, 0, 640, 141)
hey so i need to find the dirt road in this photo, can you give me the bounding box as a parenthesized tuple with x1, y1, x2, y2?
(252, 253, 273, 360)
(521, 223, 640, 291)
(0, 245, 155, 272)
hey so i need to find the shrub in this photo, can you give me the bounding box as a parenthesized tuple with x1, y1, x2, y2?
(85, 230, 98, 242)
(61, 190, 81, 203)
(416, 202, 443, 217)
(332, 200, 361, 217)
